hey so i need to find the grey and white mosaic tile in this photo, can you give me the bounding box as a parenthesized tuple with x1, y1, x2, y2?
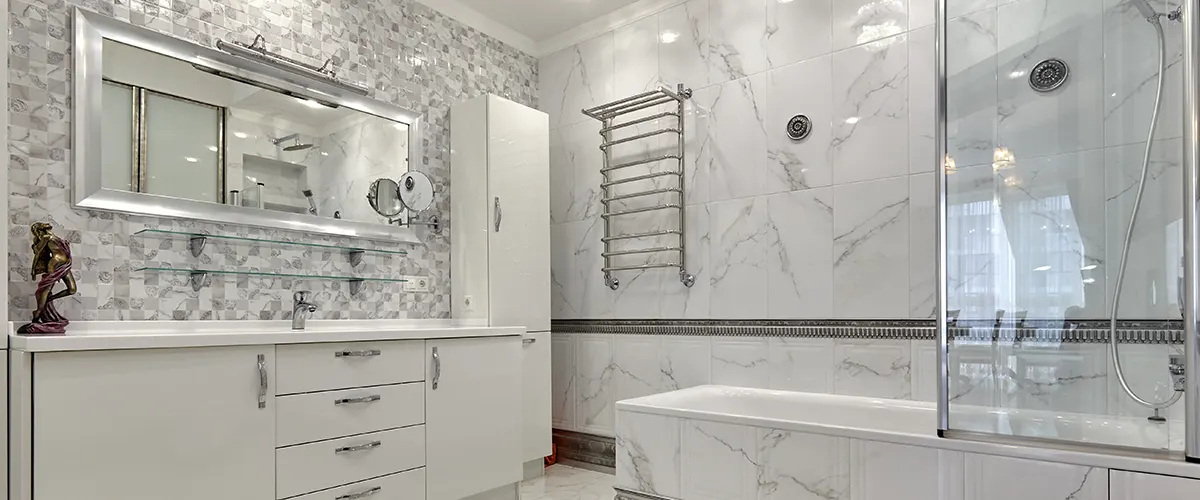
(7, 0, 538, 322)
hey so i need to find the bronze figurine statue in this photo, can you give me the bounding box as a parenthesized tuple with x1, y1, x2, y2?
(18, 222, 76, 334)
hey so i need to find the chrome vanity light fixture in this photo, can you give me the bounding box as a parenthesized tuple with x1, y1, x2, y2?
(215, 34, 371, 96)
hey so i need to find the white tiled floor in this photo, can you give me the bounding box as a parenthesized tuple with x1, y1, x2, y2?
(520, 464, 616, 500)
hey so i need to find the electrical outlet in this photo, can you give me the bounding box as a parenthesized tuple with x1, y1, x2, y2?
(464, 295, 475, 311)
(402, 276, 430, 292)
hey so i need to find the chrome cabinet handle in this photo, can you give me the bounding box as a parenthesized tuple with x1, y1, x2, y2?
(494, 196, 502, 232)
(335, 349, 381, 358)
(432, 346, 441, 390)
(523, 338, 536, 345)
(335, 395, 382, 406)
(336, 487, 382, 500)
(335, 441, 382, 454)
(257, 354, 268, 409)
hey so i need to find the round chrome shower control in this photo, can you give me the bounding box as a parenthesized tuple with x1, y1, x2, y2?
(1029, 58, 1069, 92)
(786, 114, 812, 141)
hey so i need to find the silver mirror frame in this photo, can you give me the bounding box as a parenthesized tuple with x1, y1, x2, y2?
(72, 7, 423, 243)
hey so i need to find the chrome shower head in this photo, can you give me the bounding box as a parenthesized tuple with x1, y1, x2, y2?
(272, 133, 314, 151)
(1131, 0, 1159, 20)
(283, 142, 314, 152)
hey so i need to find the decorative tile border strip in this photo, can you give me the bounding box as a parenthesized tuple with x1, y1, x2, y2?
(552, 429, 616, 469)
(551, 319, 1184, 344)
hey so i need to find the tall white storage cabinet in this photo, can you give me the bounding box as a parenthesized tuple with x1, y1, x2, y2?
(451, 95, 552, 470)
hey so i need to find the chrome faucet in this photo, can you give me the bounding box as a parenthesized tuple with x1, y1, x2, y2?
(292, 291, 318, 330)
(1170, 354, 1186, 392)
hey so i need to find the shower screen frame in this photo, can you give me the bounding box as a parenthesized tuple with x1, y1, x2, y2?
(933, 0, 1200, 463)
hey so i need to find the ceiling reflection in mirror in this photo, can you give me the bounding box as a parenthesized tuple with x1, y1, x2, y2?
(98, 39, 411, 227)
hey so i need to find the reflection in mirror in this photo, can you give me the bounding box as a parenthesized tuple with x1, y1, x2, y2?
(97, 38, 411, 226)
(368, 178, 404, 218)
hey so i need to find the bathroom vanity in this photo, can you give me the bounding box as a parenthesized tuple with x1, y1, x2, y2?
(7, 322, 525, 500)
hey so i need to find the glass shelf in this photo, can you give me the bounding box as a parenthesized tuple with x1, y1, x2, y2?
(134, 229, 408, 265)
(135, 267, 407, 295)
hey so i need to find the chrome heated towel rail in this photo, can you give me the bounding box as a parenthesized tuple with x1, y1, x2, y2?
(583, 84, 695, 290)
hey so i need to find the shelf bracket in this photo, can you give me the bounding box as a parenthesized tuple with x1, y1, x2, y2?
(188, 271, 208, 291)
(348, 250, 364, 267)
(348, 278, 364, 296)
(188, 236, 207, 257)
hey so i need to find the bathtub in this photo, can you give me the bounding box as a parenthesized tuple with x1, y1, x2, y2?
(613, 386, 1200, 500)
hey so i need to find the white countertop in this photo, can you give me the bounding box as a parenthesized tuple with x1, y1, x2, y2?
(7, 319, 525, 352)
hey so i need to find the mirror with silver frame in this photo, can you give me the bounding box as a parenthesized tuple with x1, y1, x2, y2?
(73, 8, 425, 243)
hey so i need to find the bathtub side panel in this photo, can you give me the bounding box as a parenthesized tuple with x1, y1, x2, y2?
(615, 411, 681, 498)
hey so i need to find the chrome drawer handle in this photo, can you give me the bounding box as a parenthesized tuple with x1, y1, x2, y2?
(523, 338, 536, 345)
(335, 441, 382, 454)
(257, 354, 268, 409)
(336, 487, 382, 500)
(335, 349, 381, 358)
(335, 395, 382, 406)
(432, 346, 441, 390)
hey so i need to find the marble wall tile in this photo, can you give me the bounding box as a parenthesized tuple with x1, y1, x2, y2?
(660, 205, 713, 318)
(576, 334, 617, 436)
(910, 340, 939, 402)
(909, 0, 937, 29)
(703, 75, 770, 202)
(765, 55, 835, 192)
(711, 337, 771, 388)
(765, 187, 835, 318)
(1106, 344, 1184, 420)
(943, 165, 1000, 320)
(833, 339, 913, 399)
(615, 16, 664, 98)
(1002, 343, 1108, 416)
(661, 336, 713, 391)
(768, 338, 835, 393)
(908, 26, 936, 174)
(833, 0, 908, 51)
(708, 0, 769, 84)
(765, 0, 833, 70)
(659, 0, 711, 90)
(539, 33, 615, 129)
(831, 34, 910, 184)
(682, 96, 712, 207)
(946, 9, 997, 169)
(909, 173, 937, 319)
(996, 0, 1104, 159)
(833, 176, 911, 318)
(849, 441, 959, 500)
(549, 120, 604, 225)
(1104, 139, 1183, 320)
(757, 430, 849, 500)
(616, 411, 682, 498)
(1103, 0, 1184, 148)
(709, 197, 771, 318)
(614, 335, 665, 403)
(681, 420, 759, 500)
(963, 454, 1107, 500)
(550, 217, 613, 319)
(552, 334, 577, 430)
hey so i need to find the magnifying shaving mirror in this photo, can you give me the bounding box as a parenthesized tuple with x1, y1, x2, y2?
(368, 171, 439, 233)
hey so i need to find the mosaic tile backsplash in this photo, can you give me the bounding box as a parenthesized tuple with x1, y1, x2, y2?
(7, 0, 537, 321)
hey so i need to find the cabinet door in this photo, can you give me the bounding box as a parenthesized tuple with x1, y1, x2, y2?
(426, 337, 522, 500)
(1111, 470, 1200, 498)
(487, 96, 551, 332)
(33, 346, 275, 500)
(521, 332, 552, 463)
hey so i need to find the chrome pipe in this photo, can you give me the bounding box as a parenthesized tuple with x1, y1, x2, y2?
(596, 96, 677, 119)
(600, 128, 681, 149)
(601, 112, 680, 133)
(603, 188, 682, 203)
(583, 89, 661, 116)
(601, 204, 683, 219)
(602, 155, 683, 173)
(603, 263, 682, 272)
(602, 229, 682, 242)
(587, 93, 673, 119)
(1184, 0, 1200, 463)
(601, 171, 681, 188)
(935, 0, 951, 435)
(602, 246, 682, 258)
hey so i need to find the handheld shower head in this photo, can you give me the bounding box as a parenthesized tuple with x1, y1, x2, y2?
(1130, 0, 1159, 20)
(302, 189, 318, 216)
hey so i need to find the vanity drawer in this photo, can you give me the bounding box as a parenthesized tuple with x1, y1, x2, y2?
(276, 340, 424, 394)
(276, 425, 425, 499)
(277, 382, 425, 447)
(288, 468, 425, 500)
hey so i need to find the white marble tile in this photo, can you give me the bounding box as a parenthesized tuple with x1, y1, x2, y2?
(551, 218, 614, 319)
(661, 336, 713, 391)
(575, 334, 616, 436)
(710, 196, 772, 318)
(521, 464, 615, 500)
(910, 0, 937, 29)
(614, 335, 664, 404)
(550, 120, 604, 224)
(964, 454, 1106, 500)
(850, 441, 961, 500)
(711, 337, 771, 388)
(616, 411, 682, 497)
(615, 16, 664, 98)
(947, 0, 1006, 20)
(910, 340, 939, 402)
(833, 0, 908, 51)
(757, 429, 849, 500)
(909, 173, 936, 319)
(947, 339, 1003, 407)
(539, 34, 616, 129)
(660, 205, 712, 318)
(833, 340, 913, 399)
(682, 97, 711, 206)
(768, 337, 835, 393)
(1106, 344, 1184, 420)
(833, 176, 911, 319)
(997, 0, 1103, 159)
(702, 75, 770, 202)
(995, 149, 1106, 320)
(765, 0, 832, 70)
(946, 9, 997, 169)
(1103, 0, 1184, 147)
(831, 34, 910, 184)
(943, 165, 1001, 320)
(766, 55, 834, 192)
(681, 420, 759, 500)
(708, 0, 769, 84)
(659, 0, 710, 89)
(908, 26, 936, 174)
(1002, 343, 1108, 416)
(551, 334, 577, 430)
(1104, 138, 1183, 320)
(765, 187, 835, 318)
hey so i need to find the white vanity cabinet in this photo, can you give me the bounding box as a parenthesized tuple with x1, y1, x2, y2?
(451, 94, 552, 469)
(1110, 470, 1200, 498)
(27, 345, 277, 500)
